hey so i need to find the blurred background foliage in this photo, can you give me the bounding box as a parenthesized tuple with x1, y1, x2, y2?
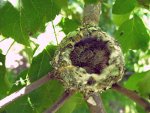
(0, 0, 150, 113)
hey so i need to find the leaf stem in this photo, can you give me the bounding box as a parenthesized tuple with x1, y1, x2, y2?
(6, 41, 15, 55)
(0, 38, 6, 43)
(112, 84, 150, 112)
(44, 89, 75, 113)
(52, 21, 59, 45)
(0, 71, 58, 109)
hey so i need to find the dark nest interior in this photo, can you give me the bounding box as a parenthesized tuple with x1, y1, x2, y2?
(70, 37, 110, 74)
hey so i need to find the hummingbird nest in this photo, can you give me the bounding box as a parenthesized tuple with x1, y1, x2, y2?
(52, 26, 124, 95)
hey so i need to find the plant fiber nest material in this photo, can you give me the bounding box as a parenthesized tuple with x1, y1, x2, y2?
(53, 26, 124, 95)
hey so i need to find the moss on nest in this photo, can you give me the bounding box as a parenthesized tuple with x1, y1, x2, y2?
(52, 26, 124, 95)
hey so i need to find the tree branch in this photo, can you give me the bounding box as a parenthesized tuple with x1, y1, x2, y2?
(0, 71, 59, 109)
(83, 1, 101, 26)
(112, 84, 150, 112)
(44, 89, 75, 113)
(85, 92, 106, 113)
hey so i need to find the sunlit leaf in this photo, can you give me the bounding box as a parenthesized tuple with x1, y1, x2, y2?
(115, 15, 149, 53)
(59, 18, 80, 34)
(112, 0, 137, 14)
(124, 71, 150, 91)
(124, 70, 150, 97)
(138, 71, 150, 97)
(112, 13, 130, 26)
(0, 1, 29, 45)
(0, 0, 61, 45)
(28, 44, 57, 81)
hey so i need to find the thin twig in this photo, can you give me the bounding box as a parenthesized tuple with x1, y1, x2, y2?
(44, 89, 75, 113)
(85, 92, 106, 113)
(0, 71, 58, 109)
(112, 84, 150, 112)
(0, 38, 6, 43)
(52, 21, 59, 45)
(6, 41, 15, 55)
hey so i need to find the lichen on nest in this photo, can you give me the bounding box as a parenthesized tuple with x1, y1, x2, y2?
(52, 26, 124, 95)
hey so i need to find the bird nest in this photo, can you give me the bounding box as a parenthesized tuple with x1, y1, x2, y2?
(52, 26, 124, 95)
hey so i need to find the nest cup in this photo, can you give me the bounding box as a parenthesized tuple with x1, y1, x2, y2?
(52, 26, 124, 94)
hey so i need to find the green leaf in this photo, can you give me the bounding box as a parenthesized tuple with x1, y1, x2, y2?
(112, 0, 137, 14)
(57, 93, 89, 113)
(71, 94, 90, 113)
(137, 71, 150, 97)
(4, 70, 34, 113)
(59, 18, 80, 34)
(5, 45, 63, 112)
(0, 53, 8, 99)
(27, 45, 88, 113)
(124, 71, 150, 91)
(115, 15, 149, 53)
(20, 0, 60, 34)
(124, 70, 150, 97)
(28, 44, 57, 81)
(54, 0, 68, 8)
(6, 45, 64, 113)
(101, 89, 145, 113)
(26, 44, 64, 112)
(9, 69, 29, 93)
(72, 103, 90, 113)
(29, 80, 64, 113)
(5, 96, 34, 113)
(0, 0, 61, 45)
(0, 1, 29, 45)
(112, 13, 130, 26)
(84, 0, 99, 4)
